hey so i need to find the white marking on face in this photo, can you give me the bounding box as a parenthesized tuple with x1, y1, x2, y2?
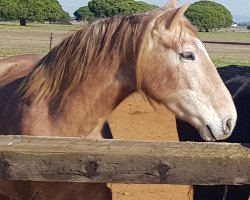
(195, 38, 211, 60)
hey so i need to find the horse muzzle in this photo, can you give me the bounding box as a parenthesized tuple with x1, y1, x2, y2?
(199, 116, 236, 142)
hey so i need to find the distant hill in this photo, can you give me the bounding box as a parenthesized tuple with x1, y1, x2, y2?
(233, 15, 250, 23)
(240, 22, 250, 26)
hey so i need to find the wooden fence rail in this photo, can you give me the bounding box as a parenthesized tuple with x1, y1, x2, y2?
(203, 41, 250, 46)
(0, 135, 249, 185)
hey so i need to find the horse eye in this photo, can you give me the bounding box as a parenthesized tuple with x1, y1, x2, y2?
(179, 52, 195, 61)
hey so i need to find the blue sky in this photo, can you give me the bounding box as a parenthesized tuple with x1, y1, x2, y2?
(58, 0, 250, 17)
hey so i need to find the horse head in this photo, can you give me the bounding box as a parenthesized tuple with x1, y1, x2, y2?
(137, 1, 237, 141)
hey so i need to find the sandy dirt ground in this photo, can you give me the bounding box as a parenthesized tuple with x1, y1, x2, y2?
(108, 93, 192, 200)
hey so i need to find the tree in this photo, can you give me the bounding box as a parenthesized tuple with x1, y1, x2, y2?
(0, 0, 70, 26)
(247, 26, 250, 30)
(88, 0, 157, 18)
(42, 0, 70, 23)
(185, 1, 233, 32)
(59, 10, 70, 22)
(0, 0, 18, 21)
(16, 0, 45, 25)
(74, 6, 95, 21)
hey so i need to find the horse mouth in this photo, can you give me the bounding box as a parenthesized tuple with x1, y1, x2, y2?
(206, 125, 217, 141)
(199, 125, 217, 142)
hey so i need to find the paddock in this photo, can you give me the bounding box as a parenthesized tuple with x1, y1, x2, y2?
(0, 20, 250, 200)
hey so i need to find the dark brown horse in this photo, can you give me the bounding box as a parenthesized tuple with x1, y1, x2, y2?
(0, 0, 237, 199)
(0, 54, 42, 87)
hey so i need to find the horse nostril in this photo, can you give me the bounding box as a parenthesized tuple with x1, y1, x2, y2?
(223, 117, 234, 135)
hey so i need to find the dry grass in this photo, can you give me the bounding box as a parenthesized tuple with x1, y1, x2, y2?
(205, 43, 250, 67)
(0, 22, 82, 58)
(198, 31, 250, 67)
(0, 22, 82, 32)
(199, 31, 250, 43)
(0, 23, 250, 67)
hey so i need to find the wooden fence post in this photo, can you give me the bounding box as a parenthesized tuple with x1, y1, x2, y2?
(49, 32, 54, 50)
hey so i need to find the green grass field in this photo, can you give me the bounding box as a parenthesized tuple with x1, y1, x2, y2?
(0, 23, 250, 67)
(212, 56, 250, 67)
(199, 31, 250, 43)
(0, 22, 82, 32)
(197, 31, 250, 67)
(198, 31, 250, 67)
(0, 22, 81, 58)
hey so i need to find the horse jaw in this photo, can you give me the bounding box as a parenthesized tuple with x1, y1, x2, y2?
(168, 89, 237, 142)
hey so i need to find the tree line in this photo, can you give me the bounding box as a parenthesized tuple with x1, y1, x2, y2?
(74, 0, 232, 32)
(0, 0, 70, 26)
(185, 1, 232, 32)
(0, 0, 233, 32)
(74, 0, 156, 21)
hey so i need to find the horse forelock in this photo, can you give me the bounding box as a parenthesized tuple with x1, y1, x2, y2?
(20, 12, 155, 113)
(181, 19, 197, 38)
(136, 15, 198, 91)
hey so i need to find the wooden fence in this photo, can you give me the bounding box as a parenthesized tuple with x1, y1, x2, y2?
(203, 41, 250, 46)
(0, 135, 249, 185)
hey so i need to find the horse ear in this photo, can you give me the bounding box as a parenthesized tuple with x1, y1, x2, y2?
(154, 3, 190, 31)
(165, 0, 178, 10)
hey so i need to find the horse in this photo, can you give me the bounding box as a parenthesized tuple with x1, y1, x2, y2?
(0, 0, 237, 199)
(176, 65, 250, 200)
(0, 54, 43, 87)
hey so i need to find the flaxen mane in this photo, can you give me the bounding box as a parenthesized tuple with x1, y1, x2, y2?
(20, 10, 197, 113)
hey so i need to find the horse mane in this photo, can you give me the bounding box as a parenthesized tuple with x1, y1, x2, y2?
(181, 19, 197, 37)
(20, 14, 150, 110)
(20, 9, 197, 113)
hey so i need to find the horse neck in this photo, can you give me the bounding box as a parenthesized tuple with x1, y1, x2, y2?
(53, 57, 137, 139)
(25, 17, 150, 138)
(54, 19, 153, 138)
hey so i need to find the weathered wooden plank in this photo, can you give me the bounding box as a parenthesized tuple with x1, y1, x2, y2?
(0, 135, 249, 185)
